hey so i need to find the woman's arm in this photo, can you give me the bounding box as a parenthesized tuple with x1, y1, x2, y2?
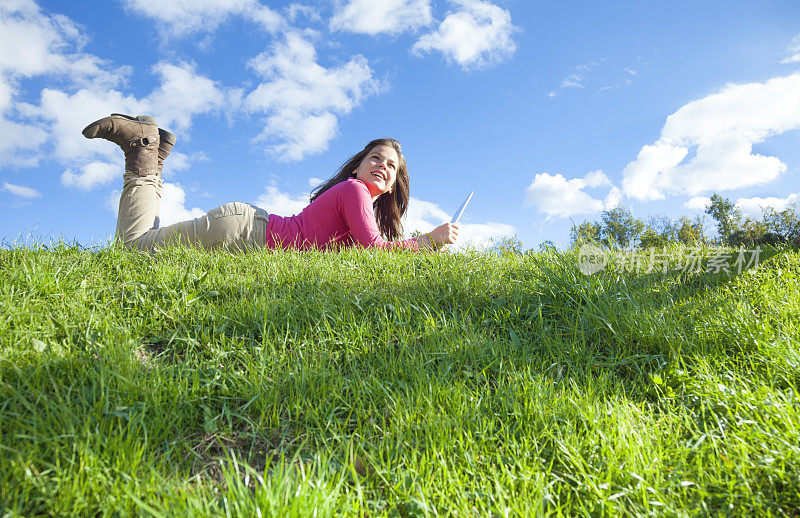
(340, 180, 460, 250)
(340, 181, 420, 249)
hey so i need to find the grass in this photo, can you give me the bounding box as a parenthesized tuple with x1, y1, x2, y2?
(0, 243, 799, 516)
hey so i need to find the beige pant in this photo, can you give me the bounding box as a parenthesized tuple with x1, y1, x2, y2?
(116, 172, 268, 252)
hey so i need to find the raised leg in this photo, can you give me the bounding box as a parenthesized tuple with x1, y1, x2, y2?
(116, 171, 163, 247)
(83, 113, 269, 252)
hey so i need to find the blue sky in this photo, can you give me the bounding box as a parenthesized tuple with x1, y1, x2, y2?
(2, 0, 800, 249)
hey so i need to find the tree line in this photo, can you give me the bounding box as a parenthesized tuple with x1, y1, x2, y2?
(570, 194, 800, 248)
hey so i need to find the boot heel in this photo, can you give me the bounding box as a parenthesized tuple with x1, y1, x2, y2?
(159, 128, 176, 145)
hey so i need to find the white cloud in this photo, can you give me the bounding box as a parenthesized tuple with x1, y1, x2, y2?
(561, 75, 584, 89)
(253, 184, 309, 216)
(560, 62, 599, 89)
(168, 152, 191, 173)
(104, 190, 119, 214)
(31, 62, 231, 161)
(622, 73, 800, 200)
(165, 151, 209, 176)
(412, 0, 518, 70)
(0, 106, 48, 167)
(782, 35, 800, 64)
(308, 177, 323, 189)
(584, 169, 610, 187)
(1, 3, 366, 177)
(61, 124, 214, 190)
(524, 172, 606, 218)
(2, 181, 41, 199)
(621, 143, 686, 201)
(105, 182, 205, 226)
(17, 61, 232, 178)
(0, 0, 124, 86)
(121, 0, 282, 37)
(735, 193, 800, 219)
(684, 196, 711, 211)
(551, 59, 638, 97)
(160, 182, 206, 225)
(0, 1, 234, 180)
(330, 0, 433, 35)
(402, 196, 514, 249)
(245, 32, 380, 161)
(402, 197, 450, 233)
(453, 221, 516, 249)
(0, 0, 128, 168)
(285, 3, 322, 23)
(146, 62, 236, 132)
(61, 161, 118, 190)
(21, 87, 147, 163)
(0, 79, 12, 112)
(597, 79, 634, 95)
(604, 186, 623, 209)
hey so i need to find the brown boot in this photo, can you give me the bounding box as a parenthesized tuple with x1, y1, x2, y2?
(82, 114, 160, 176)
(158, 128, 176, 174)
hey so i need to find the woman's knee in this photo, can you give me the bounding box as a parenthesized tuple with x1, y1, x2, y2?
(207, 202, 251, 220)
(205, 202, 257, 249)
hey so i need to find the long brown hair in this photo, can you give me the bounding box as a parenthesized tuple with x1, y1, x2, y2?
(310, 138, 410, 241)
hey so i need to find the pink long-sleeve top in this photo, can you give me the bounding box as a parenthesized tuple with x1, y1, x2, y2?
(265, 178, 420, 251)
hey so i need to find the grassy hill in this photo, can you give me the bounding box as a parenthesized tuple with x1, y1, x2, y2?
(1, 245, 798, 516)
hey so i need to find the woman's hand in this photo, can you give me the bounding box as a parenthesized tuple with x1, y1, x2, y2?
(419, 223, 458, 251)
(414, 223, 459, 250)
(430, 223, 459, 246)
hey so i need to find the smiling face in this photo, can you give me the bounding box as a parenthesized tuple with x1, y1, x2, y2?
(353, 144, 399, 200)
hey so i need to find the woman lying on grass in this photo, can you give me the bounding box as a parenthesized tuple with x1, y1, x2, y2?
(83, 113, 460, 252)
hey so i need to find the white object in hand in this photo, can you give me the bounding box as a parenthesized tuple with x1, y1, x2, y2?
(451, 192, 473, 224)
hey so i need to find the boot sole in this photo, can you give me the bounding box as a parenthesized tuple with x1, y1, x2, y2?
(110, 113, 157, 125)
(82, 113, 158, 138)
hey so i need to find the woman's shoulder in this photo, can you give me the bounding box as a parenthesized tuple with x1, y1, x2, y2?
(310, 178, 371, 212)
(342, 177, 369, 191)
(326, 177, 370, 199)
